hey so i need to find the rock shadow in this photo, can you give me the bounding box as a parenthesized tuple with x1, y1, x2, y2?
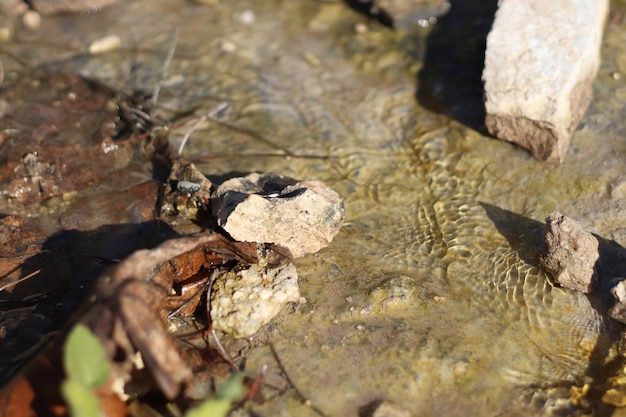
(0, 220, 177, 385)
(480, 202, 626, 416)
(480, 202, 626, 296)
(416, 0, 498, 132)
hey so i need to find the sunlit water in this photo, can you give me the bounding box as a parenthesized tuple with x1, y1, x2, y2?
(2, 0, 626, 415)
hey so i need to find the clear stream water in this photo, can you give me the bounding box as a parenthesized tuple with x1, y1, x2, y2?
(2, 1, 626, 416)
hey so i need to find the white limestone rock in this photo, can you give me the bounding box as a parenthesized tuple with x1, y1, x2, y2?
(483, 0, 608, 162)
(212, 173, 344, 259)
(210, 262, 300, 338)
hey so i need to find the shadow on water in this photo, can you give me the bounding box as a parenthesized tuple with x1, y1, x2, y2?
(0, 220, 177, 385)
(416, 0, 498, 132)
(481, 202, 626, 416)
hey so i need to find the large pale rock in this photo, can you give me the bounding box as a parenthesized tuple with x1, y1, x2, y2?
(539, 212, 599, 293)
(483, 0, 608, 162)
(212, 173, 345, 259)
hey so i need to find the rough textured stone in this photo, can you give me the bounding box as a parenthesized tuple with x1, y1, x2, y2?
(210, 262, 300, 338)
(483, 0, 608, 162)
(212, 173, 345, 259)
(609, 279, 626, 325)
(539, 212, 599, 293)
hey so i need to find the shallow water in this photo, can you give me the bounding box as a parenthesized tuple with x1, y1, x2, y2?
(2, 0, 626, 415)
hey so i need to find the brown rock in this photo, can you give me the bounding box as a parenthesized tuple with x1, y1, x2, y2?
(539, 211, 599, 293)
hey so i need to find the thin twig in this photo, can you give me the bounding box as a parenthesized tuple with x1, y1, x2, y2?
(201, 267, 242, 372)
(269, 343, 328, 417)
(177, 102, 229, 156)
(238, 364, 267, 406)
(211, 328, 240, 372)
(151, 26, 180, 107)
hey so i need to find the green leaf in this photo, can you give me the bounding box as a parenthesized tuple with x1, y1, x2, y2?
(185, 399, 232, 417)
(62, 379, 102, 417)
(64, 324, 110, 388)
(215, 373, 244, 400)
(185, 374, 244, 417)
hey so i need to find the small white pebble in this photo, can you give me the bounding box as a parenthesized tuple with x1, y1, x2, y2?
(22, 10, 41, 31)
(220, 40, 237, 53)
(354, 22, 368, 33)
(238, 9, 255, 25)
(88, 34, 121, 55)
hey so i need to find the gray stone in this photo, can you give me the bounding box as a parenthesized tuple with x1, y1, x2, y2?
(212, 173, 344, 259)
(539, 212, 599, 293)
(210, 261, 300, 338)
(483, 0, 608, 162)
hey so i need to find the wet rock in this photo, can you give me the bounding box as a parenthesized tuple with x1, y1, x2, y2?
(59, 180, 159, 231)
(483, 0, 609, 162)
(0, 72, 136, 207)
(212, 173, 344, 259)
(539, 212, 599, 293)
(210, 259, 300, 338)
(368, 275, 419, 312)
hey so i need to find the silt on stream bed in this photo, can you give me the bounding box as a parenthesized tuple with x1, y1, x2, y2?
(1, 1, 626, 416)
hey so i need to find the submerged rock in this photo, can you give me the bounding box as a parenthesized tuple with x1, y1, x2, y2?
(483, 0, 608, 162)
(539, 212, 599, 293)
(212, 173, 344, 259)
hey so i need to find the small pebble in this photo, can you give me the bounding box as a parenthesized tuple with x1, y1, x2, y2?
(354, 22, 368, 33)
(220, 40, 237, 53)
(177, 180, 201, 195)
(22, 10, 41, 30)
(88, 34, 121, 55)
(238, 9, 255, 25)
